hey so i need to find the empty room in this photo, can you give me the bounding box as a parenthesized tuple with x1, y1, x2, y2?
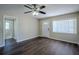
(0, 4, 79, 55)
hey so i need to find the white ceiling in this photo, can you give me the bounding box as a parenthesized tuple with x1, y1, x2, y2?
(0, 4, 79, 19)
(35, 4, 79, 19)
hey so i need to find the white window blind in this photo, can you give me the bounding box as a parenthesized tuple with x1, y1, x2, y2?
(52, 19, 76, 34)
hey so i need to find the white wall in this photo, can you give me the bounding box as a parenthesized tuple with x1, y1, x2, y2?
(0, 15, 3, 47)
(0, 5, 39, 47)
(17, 15, 39, 42)
(39, 13, 79, 44)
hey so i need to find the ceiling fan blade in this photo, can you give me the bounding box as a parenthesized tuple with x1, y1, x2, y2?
(39, 11, 46, 14)
(33, 4, 36, 8)
(24, 5, 32, 9)
(24, 11, 32, 14)
(40, 6, 45, 9)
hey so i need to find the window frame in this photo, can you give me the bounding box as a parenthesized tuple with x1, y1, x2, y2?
(52, 19, 77, 34)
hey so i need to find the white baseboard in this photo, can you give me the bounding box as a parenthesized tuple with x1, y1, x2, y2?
(49, 37, 79, 45)
(16, 36, 38, 43)
(0, 36, 38, 47)
(40, 36, 79, 45)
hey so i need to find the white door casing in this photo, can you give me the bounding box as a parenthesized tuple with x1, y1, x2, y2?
(3, 16, 16, 46)
(42, 21, 50, 37)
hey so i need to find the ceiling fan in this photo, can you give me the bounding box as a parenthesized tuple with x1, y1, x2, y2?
(24, 4, 46, 16)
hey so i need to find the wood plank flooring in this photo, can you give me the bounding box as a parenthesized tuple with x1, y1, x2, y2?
(0, 37, 79, 55)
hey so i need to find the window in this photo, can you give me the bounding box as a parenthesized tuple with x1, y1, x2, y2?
(5, 22, 9, 30)
(52, 19, 77, 34)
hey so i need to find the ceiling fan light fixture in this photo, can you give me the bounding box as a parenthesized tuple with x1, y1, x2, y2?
(32, 11, 39, 16)
(37, 8, 40, 11)
(24, 4, 46, 15)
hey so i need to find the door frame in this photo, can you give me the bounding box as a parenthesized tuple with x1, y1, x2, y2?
(3, 15, 16, 46)
(41, 21, 50, 38)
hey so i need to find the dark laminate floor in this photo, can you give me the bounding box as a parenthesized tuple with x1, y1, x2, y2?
(0, 37, 79, 55)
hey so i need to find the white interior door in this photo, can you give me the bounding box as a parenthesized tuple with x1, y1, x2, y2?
(42, 22, 50, 37)
(5, 18, 14, 39)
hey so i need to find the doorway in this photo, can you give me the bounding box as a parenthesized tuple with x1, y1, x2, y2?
(3, 16, 16, 46)
(42, 21, 50, 37)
